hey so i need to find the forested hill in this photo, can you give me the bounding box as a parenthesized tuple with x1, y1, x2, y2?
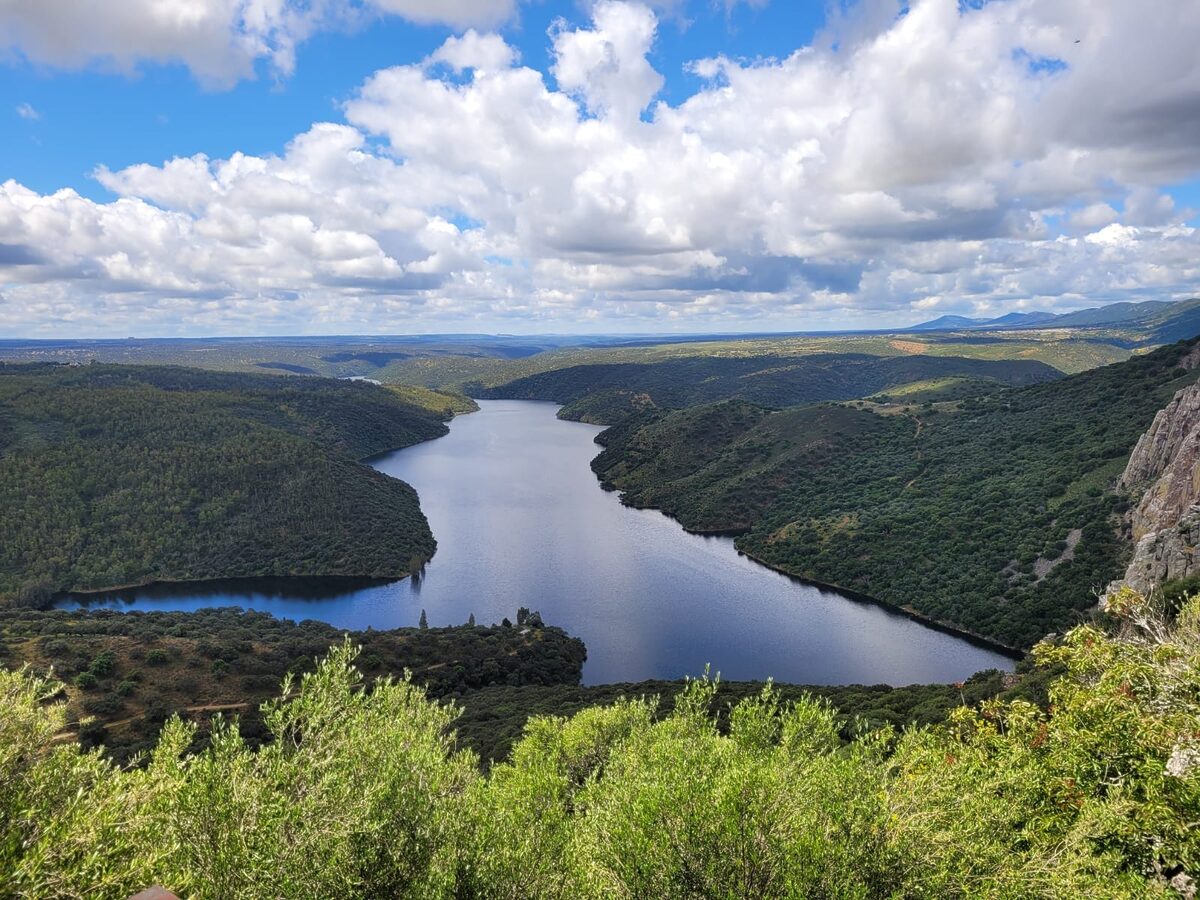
(0, 364, 449, 604)
(475, 353, 1060, 415)
(592, 340, 1200, 648)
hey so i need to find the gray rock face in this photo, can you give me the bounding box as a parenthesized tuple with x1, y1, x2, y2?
(1117, 508, 1200, 596)
(1122, 382, 1200, 541)
(1109, 378, 1200, 597)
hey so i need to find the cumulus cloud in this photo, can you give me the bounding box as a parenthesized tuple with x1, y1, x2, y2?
(3, 0, 1200, 335)
(428, 29, 519, 72)
(0, 0, 520, 87)
(14, 101, 37, 119)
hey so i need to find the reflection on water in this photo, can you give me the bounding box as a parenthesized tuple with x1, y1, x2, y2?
(62, 400, 1014, 685)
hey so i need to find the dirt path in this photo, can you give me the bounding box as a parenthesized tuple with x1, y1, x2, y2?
(903, 415, 925, 490)
(55, 700, 254, 742)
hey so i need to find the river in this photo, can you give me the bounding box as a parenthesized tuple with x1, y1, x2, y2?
(62, 400, 1013, 684)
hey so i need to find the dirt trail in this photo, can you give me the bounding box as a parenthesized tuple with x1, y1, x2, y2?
(55, 701, 253, 742)
(903, 415, 926, 491)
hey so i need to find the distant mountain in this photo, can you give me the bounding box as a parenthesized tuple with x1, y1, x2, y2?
(1047, 300, 1175, 328)
(984, 311, 1059, 327)
(909, 311, 1056, 330)
(908, 298, 1200, 341)
(909, 315, 984, 331)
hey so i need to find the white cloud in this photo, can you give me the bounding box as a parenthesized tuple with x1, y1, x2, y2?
(14, 101, 38, 119)
(428, 29, 519, 72)
(551, 1, 663, 122)
(3, 0, 1200, 336)
(0, 0, 520, 87)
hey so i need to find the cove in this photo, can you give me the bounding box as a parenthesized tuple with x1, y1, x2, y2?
(61, 400, 1014, 685)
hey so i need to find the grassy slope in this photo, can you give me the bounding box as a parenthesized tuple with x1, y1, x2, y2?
(593, 340, 1200, 648)
(386, 383, 480, 416)
(0, 364, 449, 603)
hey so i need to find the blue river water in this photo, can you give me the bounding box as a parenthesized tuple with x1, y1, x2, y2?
(62, 400, 1014, 684)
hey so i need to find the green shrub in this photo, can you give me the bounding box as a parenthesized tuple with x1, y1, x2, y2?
(2, 599, 1197, 898)
(88, 650, 117, 678)
(73, 671, 98, 690)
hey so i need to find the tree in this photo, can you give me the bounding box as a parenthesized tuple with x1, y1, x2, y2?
(419, 609, 428, 630)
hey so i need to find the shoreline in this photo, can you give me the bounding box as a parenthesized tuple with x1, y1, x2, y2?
(735, 547, 1024, 660)
(59, 572, 403, 602)
(603, 480, 1024, 660)
(59, 427, 448, 605)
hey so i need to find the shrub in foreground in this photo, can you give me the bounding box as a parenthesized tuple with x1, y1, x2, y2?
(2, 594, 1198, 898)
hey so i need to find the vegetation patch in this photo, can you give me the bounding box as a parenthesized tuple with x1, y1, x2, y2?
(2, 592, 1195, 897)
(594, 341, 1200, 647)
(0, 364, 450, 604)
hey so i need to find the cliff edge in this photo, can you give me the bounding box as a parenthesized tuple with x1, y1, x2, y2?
(1109, 349, 1200, 596)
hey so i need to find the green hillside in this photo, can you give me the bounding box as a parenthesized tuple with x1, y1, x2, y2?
(0, 606, 588, 764)
(480, 353, 1060, 417)
(0, 364, 449, 604)
(593, 340, 1200, 647)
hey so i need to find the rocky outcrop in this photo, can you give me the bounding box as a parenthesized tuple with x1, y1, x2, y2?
(1116, 509, 1200, 597)
(1121, 381, 1200, 540)
(1109, 375, 1200, 597)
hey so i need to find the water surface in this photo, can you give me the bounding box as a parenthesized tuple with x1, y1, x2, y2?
(63, 400, 1013, 684)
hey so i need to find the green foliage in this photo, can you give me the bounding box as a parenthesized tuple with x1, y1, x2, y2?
(72, 672, 97, 691)
(3, 597, 1197, 897)
(0, 363, 448, 603)
(88, 651, 116, 678)
(556, 388, 657, 424)
(0, 606, 587, 764)
(453, 669, 1009, 767)
(594, 340, 1200, 647)
(385, 383, 479, 417)
(481, 353, 1060, 421)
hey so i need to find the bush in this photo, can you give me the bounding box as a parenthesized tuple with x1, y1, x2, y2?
(73, 671, 98, 690)
(3, 601, 1197, 898)
(88, 650, 117, 678)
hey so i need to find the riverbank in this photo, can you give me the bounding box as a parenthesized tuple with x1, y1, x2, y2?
(602, 481, 1024, 659)
(735, 547, 1025, 659)
(57, 574, 399, 606)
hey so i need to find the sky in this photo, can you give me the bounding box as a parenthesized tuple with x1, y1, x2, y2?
(1, 0, 1200, 338)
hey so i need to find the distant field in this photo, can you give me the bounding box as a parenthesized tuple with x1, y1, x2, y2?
(0, 329, 1138, 395)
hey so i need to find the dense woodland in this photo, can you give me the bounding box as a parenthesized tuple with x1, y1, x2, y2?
(478, 352, 1060, 412)
(0, 364, 449, 605)
(592, 341, 1200, 647)
(2, 590, 1196, 897)
(0, 606, 586, 763)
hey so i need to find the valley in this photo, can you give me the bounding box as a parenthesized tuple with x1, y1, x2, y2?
(5, 314, 1200, 898)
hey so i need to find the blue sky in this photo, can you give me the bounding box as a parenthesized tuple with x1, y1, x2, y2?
(1, 0, 1199, 338)
(2, 2, 827, 201)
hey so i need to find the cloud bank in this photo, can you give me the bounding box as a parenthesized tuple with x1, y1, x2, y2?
(0, 0, 520, 87)
(2, 0, 1200, 335)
